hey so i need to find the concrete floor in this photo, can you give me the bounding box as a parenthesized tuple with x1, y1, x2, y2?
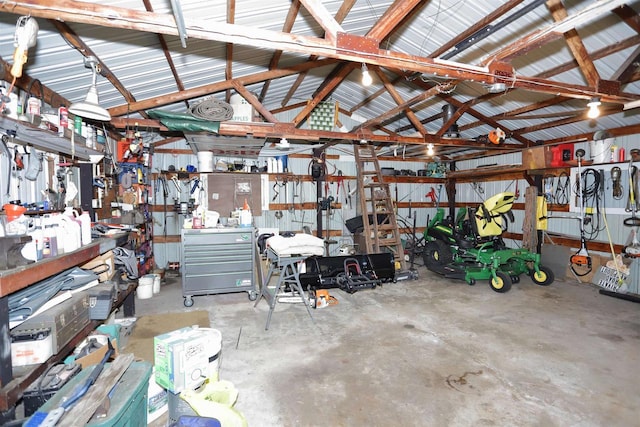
(134, 267, 639, 427)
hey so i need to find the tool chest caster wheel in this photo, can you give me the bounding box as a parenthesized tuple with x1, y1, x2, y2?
(184, 297, 194, 307)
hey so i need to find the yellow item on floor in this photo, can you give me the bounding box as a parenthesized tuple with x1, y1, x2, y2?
(181, 379, 247, 427)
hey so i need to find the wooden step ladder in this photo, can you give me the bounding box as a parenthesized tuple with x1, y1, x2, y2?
(353, 143, 406, 271)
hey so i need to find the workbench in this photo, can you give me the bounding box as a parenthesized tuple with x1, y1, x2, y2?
(0, 235, 133, 416)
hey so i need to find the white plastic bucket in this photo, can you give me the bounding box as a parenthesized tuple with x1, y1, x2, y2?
(152, 274, 161, 294)
(137, 275, 154, 299)
(197, 151, 214, 172)
(203, 328, 222, 380)
(589, 137, 614, 164)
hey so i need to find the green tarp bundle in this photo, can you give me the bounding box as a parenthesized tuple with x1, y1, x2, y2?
(148, 109, 220, 133)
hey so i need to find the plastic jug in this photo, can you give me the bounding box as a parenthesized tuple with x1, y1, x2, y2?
(79, 210, 92, 245)
(59, 214, 80, 252)
(240, 199, 252, 228)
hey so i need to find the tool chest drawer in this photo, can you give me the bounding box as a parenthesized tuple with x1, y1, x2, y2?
(180, 228, 256, 306)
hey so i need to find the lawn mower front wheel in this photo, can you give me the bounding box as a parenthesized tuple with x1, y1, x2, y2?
(490, 271, 512, 293)
(530, 265, 555, 286)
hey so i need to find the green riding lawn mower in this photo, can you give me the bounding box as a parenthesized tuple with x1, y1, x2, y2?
(422, 192, 554, 293)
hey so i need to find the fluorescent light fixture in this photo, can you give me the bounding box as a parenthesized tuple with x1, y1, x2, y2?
(69, 57, 111, 122)
(361, 63, 372, 87)
(623, 99, 640, 111)
(587, 97, 601, 119)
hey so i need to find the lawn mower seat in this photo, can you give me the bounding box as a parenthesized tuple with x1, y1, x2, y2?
(473, 192, 516, 238)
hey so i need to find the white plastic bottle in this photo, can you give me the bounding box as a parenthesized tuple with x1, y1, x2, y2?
(240, 199, 252, 228)
(79, 210, 92, 246)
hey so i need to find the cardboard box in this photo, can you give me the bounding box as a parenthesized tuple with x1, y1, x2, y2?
(154, 327, 221, 393)
(522, 146, 552, 170)
(81, 250, 115, 282)
(11, 329, 53, 366)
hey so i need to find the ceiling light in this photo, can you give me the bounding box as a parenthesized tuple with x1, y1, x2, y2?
(587, 97, 601, 119)
(427, 143, 434, 156)
(276, 137, 290, 150)
(361, 63, 372, 87)
(69, 56, 111, 122)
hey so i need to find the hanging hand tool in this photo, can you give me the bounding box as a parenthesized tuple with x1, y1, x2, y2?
(570, 149, 592, 277)
(426, 187, 437, 203)
(189, 177, 200, 195)
(611, 167, 623, 200)
(336, 170, 344, 203)
(623, 162, 640, 256)
(626, 165, 638, 214)
(13, 145, 24, 170)
(1, 134, 11, 197)
(347, 180, 352, 209)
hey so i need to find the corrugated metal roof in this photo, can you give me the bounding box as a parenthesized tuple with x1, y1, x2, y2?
(0, 0, 637, 158)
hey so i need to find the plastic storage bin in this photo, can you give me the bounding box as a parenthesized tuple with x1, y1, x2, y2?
(31, 360, 152, 426)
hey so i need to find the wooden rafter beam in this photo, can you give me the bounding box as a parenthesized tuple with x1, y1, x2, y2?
(280, 0, 356, 107)
(367, 0, 426, 42)
(107, 58, 338, 117)
(142, 0, 189, 109)
(2, 0, 632, 109)
(374, 66, 427, 136)
(0, 60, 70, 108)
(294, 0, 426, 128)
(546, 0, 601, 87)
(435, 105, 465, 138)
(293, 62, 357, 126)
(400, 30, 640, 134)
(512, 104, 624, 135)
(613, 4, 640, 33)
(259, 0, 300, 103)
(299, 0, 344, 43)
(612, 45, 640, 83)
(481, 0, 629, 65)
(356, 85, 443, 130)
(537, 34, 640, 79)
(458, 97, 571, 131)
(231, 80, 279, 123)
(544, 123, 640, 144)
(225, 0, 235, 102)
(49, 20, 145, 116)
(430, 0, 526, 58)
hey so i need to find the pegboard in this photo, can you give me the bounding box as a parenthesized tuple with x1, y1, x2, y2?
(569, 162, 638, 216)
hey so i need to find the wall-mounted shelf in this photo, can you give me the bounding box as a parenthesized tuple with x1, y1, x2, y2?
(0, 116, 104, 161)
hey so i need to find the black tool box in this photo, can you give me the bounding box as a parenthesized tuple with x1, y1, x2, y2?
(23, 363, 82, 416)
